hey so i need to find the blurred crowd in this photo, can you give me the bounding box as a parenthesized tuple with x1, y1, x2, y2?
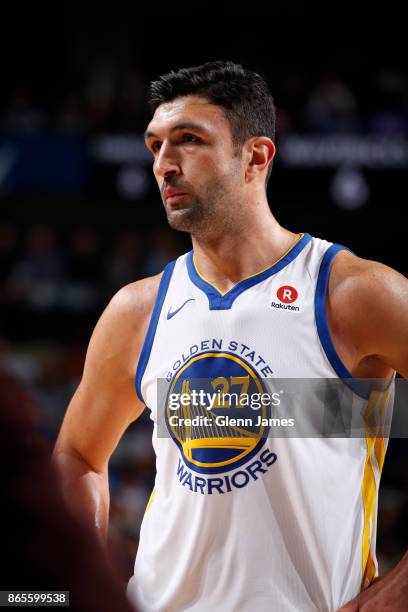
(0, 326, 157, 578)
(1, 67, 408, 137)
(0, 222, 184, 317)
(0, 221, 187, 577)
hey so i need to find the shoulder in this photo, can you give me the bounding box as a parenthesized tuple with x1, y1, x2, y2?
(328, 248, 408, 375)
(104, 273, 162, 327)
(84, 273, 163, 376)
(328, 249, 407, 309)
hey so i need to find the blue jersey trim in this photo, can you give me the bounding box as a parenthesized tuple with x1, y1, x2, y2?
(135, 260, 177, 404)
(315, 244, 371, 400)
(187, 232, 313, 310)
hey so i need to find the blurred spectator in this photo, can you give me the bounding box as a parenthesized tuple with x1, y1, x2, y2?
(116, 68, 149, 131)
(109, 425, 156, 578)
(67, 227, 102, 282)
(7, 224, 65, 309)
(0, 336, 40, 387)
(64, 227, 102, 310)
(305, 76, 359, 133)
(367, 70, 408, 135)
(377, 486, 405, 573)
(2, 86, 47, 133)
(31, 347, 78, 440)
(0, 371, 134, 610)
(105, 230, 143, 293)
(57, 91, 86, 133)
(86, 61, 116, 131)
(143, 227, 184, 276)
(0, 223, 19, 291)
(275, 73, 308, 134)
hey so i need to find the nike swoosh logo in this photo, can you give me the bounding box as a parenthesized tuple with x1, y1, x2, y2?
(167, 298, 195, 320)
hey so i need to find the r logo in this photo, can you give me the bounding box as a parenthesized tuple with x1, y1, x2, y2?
(277, 285, 298, 304)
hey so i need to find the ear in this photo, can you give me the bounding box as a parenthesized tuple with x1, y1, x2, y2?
(244, 137, 276, 182)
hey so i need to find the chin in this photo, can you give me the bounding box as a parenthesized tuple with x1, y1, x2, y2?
(166, 209, 197, 233)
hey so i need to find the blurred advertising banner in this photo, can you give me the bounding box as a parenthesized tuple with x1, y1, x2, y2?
(0, 136, 87, 191)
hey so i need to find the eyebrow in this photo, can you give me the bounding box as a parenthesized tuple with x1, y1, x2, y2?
(144, 122, 210, 141)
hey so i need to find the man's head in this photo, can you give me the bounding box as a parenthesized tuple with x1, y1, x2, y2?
(145, 61, 276, 238)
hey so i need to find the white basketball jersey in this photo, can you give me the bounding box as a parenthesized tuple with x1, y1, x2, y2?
(127, 233, 394, 612)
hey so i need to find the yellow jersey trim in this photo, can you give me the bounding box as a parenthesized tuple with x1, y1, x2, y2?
(144, 487, 156, 514)
(360, 389, 389, 589)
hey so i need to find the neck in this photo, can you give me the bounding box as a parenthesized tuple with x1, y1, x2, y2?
(191, 206, 300, 294)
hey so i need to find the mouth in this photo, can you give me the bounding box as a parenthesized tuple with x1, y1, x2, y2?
(165, 193, 188, 206)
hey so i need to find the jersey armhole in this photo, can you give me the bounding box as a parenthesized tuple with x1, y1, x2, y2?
(135, 260, 177, 404)
(314, 244, 371, 400)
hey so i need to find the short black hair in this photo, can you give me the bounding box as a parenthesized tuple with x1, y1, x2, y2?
(148, 61, 276, 182)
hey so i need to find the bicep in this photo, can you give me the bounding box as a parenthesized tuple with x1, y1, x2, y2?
(351, 263, 408, 377)
(372, 276, 408, 377)
(54, 286, 148, 472)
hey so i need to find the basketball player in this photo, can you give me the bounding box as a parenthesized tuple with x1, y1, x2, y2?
(53, 62, 408, 611)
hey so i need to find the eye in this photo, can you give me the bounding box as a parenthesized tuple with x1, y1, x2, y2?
(182, 133, 199, 143)
(151, 141, 162, 153)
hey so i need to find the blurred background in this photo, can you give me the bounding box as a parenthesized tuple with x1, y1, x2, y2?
(1, 5, 407, 581)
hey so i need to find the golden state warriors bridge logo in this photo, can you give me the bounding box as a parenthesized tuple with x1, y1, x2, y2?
(165, 351, 275, 477)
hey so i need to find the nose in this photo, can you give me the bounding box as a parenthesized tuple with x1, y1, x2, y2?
(154, 141, 181, 179)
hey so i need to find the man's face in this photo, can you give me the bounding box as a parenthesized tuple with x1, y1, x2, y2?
(144, 96, 245, 237)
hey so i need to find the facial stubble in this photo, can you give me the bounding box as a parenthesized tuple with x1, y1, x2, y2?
(164, 167, 243, 240)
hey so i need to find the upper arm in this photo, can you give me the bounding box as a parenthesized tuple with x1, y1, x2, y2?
(329, 251, 408, 377)
(54, 275, 161, 472)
